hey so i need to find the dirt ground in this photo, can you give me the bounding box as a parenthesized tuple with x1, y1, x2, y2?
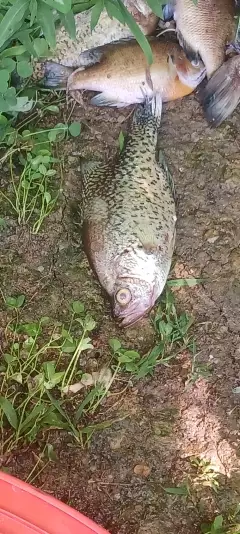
(0, 91, 240, 533)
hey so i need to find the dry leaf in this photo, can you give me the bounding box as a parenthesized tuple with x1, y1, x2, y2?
(133, 463, 151, 477)
(62, 382, 84, 395)
(92, 366, 112, 388)
(80, 373, 94, 387)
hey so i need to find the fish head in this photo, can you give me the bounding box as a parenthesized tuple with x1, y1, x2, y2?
(112, 276, 157, 327)
(112, 247, 168, 327)
(173, 52, 206, 88)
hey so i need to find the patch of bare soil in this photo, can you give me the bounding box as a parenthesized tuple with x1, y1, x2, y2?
(0, 93, 240, 534)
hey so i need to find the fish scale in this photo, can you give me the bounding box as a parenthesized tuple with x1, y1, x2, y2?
(173, 0, 236, 77)
(80, 95, 176, 327)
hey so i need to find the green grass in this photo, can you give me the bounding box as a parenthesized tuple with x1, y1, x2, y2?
(201, 508, 240, 534)
(0, 287, 196, 454)
(0, 296, 107, 453)
(0, 96, 81, 232)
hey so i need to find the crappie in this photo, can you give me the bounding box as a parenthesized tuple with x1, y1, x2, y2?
(41, 38, 206, 108)
(164, 0, 236, 78)
(81, 94, 176, 327)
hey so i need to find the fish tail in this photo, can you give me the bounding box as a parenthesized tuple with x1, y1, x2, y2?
(162, 2, 175, 21)
(201, 56, 240, 127)
(38, 61, 75, 89)
(133, 93, 162, 128)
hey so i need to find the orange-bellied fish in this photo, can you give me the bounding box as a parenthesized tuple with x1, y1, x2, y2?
(39, 38, 206, 108)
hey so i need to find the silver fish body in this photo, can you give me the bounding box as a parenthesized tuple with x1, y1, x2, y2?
(81, 95, 176, 326)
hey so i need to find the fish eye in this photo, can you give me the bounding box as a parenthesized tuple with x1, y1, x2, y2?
(191, 58, 200, 67)
(115, 288, 132, 307)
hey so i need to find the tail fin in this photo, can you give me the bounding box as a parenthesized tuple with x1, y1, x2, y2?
(162, 2, 175, 21)
(133, 93, 162, 128)
(201, 56, 240, 127)
(38, 61, 75, 89)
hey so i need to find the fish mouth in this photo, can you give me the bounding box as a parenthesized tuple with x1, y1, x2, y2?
(115, 307, 152, 328)
(113, 298, 154, 328)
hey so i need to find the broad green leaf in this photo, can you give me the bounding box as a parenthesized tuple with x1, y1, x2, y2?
(145, 0, 164, 17)
(8, 96, 33, 112)
(0, 58, 16, 72)
(0, 0, 29, 49)
(72, 300, 84, 314)
(0, 397, 18, 429)
(15, 29, 35, 55)
(16, 294, 25, 307)
(43, 0, 71, 14)
(105, 0, 125, 24)
(0, 216, 7, 227)
(84, 315, 96, 332)
(29, 0, 38, 25)
(118, 354, 134, 363)
(122, 350, 140, 360)
(69, 121, 81, 137)
(117, 0, 153, 64)
(46, 443, 57, 461)
(90, 0, 104, 31)
(4, 353, 16, 364)
(37, 1, 56, 49)
(6, 296, 17, 308)
(164, 486, 188, 495)
(46, 391, 79, 436)
(72, 1, 95, 13)
(62, 339, 77, 353)
(17, 60, 33, 78)
(0, 97, 9, 112)
(0, 45, 26, 58)
(109, 338, 121, 352)
(43, 361, 56, 380)
(79, 337, 93, 351)
(0, 70, 10, 94)
(44, 191, 51, 204)
(46, 104, 59, 113)
(33, 37, 49, 57)
(74, 386, 100, 422)
(19, 404, 45, 433)
(59, 10, 76, 39)
(167, 277, 204, 287)
(213, 516, 223, 530)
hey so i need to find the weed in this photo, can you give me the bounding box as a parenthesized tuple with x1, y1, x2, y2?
(185, 351, 212, 389)
(110, 288, 195, 380)
(190, 457, 220, 493)
(201, 506, 240, 534)
(0, 116, 81, 232)
(0, 297, 116, 453)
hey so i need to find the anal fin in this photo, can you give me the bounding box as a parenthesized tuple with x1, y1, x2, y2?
(90, 92, 128, 108)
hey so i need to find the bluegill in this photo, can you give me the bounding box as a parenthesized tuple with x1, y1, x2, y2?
(163, 0, 239, 126)
(80, 95, 176, 327)
(164, 0, 236, 78)
(40, 38, 206, 108)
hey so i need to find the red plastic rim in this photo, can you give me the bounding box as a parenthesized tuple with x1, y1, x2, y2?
(0, 471, 111, 534)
